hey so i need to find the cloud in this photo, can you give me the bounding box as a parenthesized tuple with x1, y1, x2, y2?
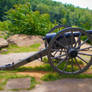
(54, 0, 92, 10)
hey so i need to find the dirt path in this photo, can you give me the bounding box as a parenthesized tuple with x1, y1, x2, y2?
(31, 79, 92, 92)
(17, 71, 47, 83)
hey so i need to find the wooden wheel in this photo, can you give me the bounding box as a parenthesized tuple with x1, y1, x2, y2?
(48, 27, 92, 74)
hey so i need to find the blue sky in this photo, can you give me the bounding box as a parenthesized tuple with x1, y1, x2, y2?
(53, 0, 92, 10)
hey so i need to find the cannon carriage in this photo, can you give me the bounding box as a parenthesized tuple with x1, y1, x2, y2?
(0, 25, 92, 75)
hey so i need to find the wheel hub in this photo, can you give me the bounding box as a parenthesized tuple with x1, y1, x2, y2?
(68, 48, 78, 58)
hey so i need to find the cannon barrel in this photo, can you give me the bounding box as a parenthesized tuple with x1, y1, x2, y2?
(43, 30, 92, 41)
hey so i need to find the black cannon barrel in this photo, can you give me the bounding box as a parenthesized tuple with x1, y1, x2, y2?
(44, 30, 92, 41)
(86, 30, 92, 34)
(58, 30, 92, 37)
(64, 30, 92, 37)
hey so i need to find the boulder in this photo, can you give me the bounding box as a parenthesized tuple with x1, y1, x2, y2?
(7, 34, 44, 47)
(0, 38, 8, 48)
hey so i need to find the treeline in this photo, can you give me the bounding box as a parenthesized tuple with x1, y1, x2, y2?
(30, 0, 92, 30)
(0, 0, 29, 21)
(0, 2, 53, 36)
(0, 0, 92, 36)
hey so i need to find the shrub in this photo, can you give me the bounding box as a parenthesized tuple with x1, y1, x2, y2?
(5, 3, 53, 36)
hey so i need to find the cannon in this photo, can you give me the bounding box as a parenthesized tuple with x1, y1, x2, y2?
(0, 25, 92, 75)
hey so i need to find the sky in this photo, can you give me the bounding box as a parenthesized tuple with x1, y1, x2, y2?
(53, 0, 92, 10)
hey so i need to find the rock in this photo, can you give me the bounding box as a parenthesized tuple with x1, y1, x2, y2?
(6, 78, 31, 89)
(7, 34, 44, 47)
(0, 38, 8, 48)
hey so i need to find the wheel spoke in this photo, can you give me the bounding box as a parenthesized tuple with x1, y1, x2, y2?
(56, 57, 67, 67)
(74, 34, 81, 48)
(71, 31, 75, 48)
(60, 49, 63, 55)
(59, 49, 65, 55)
(71, 58, 74, 72)
(63, 58, 69, 71)
(78, 52, 92, 56)
(53, 51, 58, 56)
(53, 49, 60, 56)
(77, 39, 88, 49)
(74, 58, 81, 70)
(77, 56, 88, 64)
(78, 46, 92, 51)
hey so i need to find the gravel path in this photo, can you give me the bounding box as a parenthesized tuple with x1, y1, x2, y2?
(1, 78, 92, 92)
(31, 79, 92, 92)
(0, 52, 36, 66)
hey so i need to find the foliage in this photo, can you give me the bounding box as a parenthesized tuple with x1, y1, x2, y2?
(0, 0, 29, 21)
(0, 21, 10, 31)
(41, 73, 92, 81)
(4, 3, 53, 35)
(30, 0, 92, 30)
(0, 0, 92, 36)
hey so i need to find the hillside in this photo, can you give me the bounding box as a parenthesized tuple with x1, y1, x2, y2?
(30, 0, 92, 29)
(0, 0, 92, 36)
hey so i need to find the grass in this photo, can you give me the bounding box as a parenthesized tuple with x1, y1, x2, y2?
(14, 64, 53, 72)
(0, 71, 37, 90)
(30, 77, 38, 89)
(41, 72, 92, 81)
(0, 59, 92, 89)
(1, 43, 41, 54)
(13, 63, 92, 82)
(0, 63, 92, 90)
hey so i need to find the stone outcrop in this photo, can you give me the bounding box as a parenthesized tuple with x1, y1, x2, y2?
(0, 38, 8, 48)
(7, 34, 44, 47)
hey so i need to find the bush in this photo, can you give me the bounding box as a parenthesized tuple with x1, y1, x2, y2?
(0, 21, 10, 31)
(5, 3, 53, 36)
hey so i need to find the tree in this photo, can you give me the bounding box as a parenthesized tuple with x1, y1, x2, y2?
(0, 0, 28, 21)
(5, 3, 53, 35)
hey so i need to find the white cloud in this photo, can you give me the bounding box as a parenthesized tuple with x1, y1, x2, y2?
(54, 0, 92, 10)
